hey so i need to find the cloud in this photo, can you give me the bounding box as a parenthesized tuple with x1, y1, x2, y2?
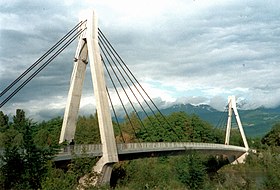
(1, 0, 280, 121)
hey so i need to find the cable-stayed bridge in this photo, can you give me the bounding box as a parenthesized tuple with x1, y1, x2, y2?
(0, 10, 251, 185)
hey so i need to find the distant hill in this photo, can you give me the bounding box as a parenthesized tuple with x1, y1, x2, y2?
(159, 104, 280, 137)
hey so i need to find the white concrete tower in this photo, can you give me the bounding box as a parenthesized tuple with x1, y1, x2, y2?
(225, 95, 249, 151)
(59, 10, 118, 184)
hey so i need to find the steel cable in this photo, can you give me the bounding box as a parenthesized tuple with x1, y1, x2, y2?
(0, 28, 86, 108)
(106, 86, 125, 143)
(99, 38, 153, 141)
(0, 21, 86, 98)
(98, 29, 182, 141)
(101, 55, 141, 143)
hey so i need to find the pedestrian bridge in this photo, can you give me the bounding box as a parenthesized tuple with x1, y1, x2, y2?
(55, 142, 247, 162)
(0, 10, 251, 184)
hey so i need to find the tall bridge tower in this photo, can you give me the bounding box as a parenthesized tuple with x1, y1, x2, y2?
(59, 10, 118, 183)
(225, 95, 249, 151)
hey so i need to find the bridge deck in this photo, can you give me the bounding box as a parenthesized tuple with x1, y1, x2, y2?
(55, 142, 247, 161)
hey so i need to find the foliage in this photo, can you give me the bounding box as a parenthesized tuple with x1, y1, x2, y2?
(215, 144, 280, 190)
(1, 109, 280, 189)
(260, 147, 280, 189)
(123, 112, 142, 132)
(261, 122, 280, 146)
(175, 152, 207, 190)
(41, 166, 78, 190)
(137, 111, 224, 143)
(0, 128, 25, 189)
(113, 157, 185, 190)
(41, 153, 97, 189)
(34, 116, 63, 147)
(0, 109, 55, 189)
(0, 111, 9, 133)
(75, 113, 101, 144)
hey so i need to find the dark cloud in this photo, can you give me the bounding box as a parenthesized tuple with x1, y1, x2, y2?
(1, 0, 280, 121)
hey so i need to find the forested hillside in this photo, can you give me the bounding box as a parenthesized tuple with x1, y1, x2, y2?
(0, 109, 279, 189)
(158, 103, 280, 137)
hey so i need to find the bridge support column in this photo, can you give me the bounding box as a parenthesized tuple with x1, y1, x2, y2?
(60, 10, 118, 187)
(225, 96, 249, 151)
(86, 10, 118, 185)
(59, 21, 88, 143)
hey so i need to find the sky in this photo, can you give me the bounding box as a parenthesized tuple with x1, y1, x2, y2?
(0, 0, 280, 121)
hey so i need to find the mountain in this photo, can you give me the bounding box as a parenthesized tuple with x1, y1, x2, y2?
(159, 103, 280, 137)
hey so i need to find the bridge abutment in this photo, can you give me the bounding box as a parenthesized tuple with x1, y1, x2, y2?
(228, 152, 248, 164)
(94, 162, 114, 184)
(78, 162, 114, 189)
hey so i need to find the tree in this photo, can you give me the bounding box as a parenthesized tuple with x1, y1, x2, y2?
(41, 153, 97, 190)
(75, 114, 100, 144)
(22, 122, 54, 189)
(261, 123, 280, 146)
(0, 128, 25, 189)
(0, 109, 55, 189)
(12, 109, 27, 133)
(121, 112, 143, 142)
(0, 111, 9, 132)
(175, 152, 207, 190)
(34, 117, 63, 147)
(262, 148, 280, 189)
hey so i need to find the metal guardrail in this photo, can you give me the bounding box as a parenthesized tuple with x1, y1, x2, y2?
(55, 142, 247, 161)
(0, 142, 247, 162)
(59, 144, 102, 154)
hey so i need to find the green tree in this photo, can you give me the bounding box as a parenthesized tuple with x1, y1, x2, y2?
(22, 122, 54, 189)
(261, 123, 280, 146)
(121, 111, 143, 142)
(263, 159, 280, 189)
(175, 152, 207, 190)
(75, 113, 100, 144)
(0, 109, 55, 189)
(34, 117, 63, 147)
(41, 154, 97, 190)
(0, 111, 9, 132)
(12, 109, 27, 133)
(0, 128, 24, 189)
(138, 112, 223, 143)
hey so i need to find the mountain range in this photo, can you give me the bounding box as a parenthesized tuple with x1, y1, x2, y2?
(158, 103, 280, 137)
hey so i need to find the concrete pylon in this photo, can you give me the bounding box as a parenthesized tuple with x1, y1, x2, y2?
(86, 10, 118, 184)
(59, 10, 118, 184)
(59, 20, 88, 144)
(225, 96, 249, 151)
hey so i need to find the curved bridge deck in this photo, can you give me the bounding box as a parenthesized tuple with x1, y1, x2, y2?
(55, 142, 247, 161)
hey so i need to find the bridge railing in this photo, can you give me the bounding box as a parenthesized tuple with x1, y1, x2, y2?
(117, 142, 225, 151)
(56, 142, 247, 158)
(58, 144, 102, 155)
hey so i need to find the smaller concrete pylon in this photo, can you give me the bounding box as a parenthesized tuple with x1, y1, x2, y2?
(225, 96, 249, 151)
(59, 19, 88, 144)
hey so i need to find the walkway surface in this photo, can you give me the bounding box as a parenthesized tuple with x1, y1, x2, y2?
(55, 142, 247, 161)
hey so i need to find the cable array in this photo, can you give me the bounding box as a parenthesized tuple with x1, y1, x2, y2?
(0, 21, 87, 108)
(1, 24, 185, 143)
(216, 105, 229, 130)
(98, 29, 182, 142)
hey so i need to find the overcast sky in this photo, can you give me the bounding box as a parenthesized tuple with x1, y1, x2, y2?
(1, 0, 280, 120)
